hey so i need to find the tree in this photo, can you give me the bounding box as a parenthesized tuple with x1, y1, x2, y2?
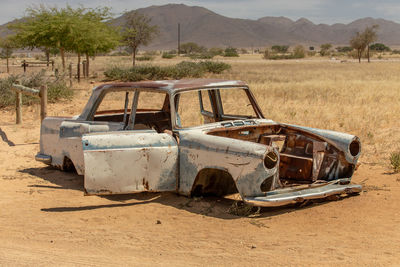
(320, 43, 332, 56)
(363, 25, 379, 62)
(370, 43, 390, 52)
(121, 11, 159, 66)
(0, 37, 15, 73)
(11, 5, 120, 72)
(263, 48, 270, 59)
(67, 7, 119, 76)
(293, 45, 305, 58)
(336, 46, 353, 53)
(179, 42, 205, 54)
(350, 25, 379, 63)
(350, 32, 366, 63)
(209, 47, 224, 56)
(10, 5, 85, 70)
(271, 45, 289, 53)
(224, 47, 239, 57)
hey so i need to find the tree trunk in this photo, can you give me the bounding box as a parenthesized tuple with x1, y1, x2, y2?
(85, 53, 89, 77)
(60, 47, 65, 70)
(367, 45, 370, 63)
(6, 57, 9, 73)
(132, 48, 137, 67)
(77, 52, 81, 83)
(46, 50, 50, 67)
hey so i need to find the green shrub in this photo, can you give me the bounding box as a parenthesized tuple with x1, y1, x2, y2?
(336, 46, 353, 53)
(162, 53, 176, 59)
(0, 75, 18, 108)
(188, 53, 214, 59)
(143, 51, 158, 56)
(136, 55, 154, 61)
(110, 51, 130, 56)
(0, 70, 72, 108)
(174, 61, 205, 78)
(199, 61, 231, 74)
(293, 45, 306, 59)
(390, 151, 400, 173)
(224, 47, 239, 57)
(104, 61, 231, 82)
(271, 45, 289, 53)
(209, 47, 224, 56)
(266, 54, 296, 60)
(370, 43, 390, 52)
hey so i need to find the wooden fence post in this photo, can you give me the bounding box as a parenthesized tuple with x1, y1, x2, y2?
(39, 85, 47, 122)
(77, 63, 80, 83)
(69, 63, 73, 87)
(23, 60, 26, 73)
(16, 91, 22, 124)
(82, 61, 86, 78)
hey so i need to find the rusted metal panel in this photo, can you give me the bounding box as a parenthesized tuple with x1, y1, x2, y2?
(82, 132, 178, 195)
(178, 130, 280, 198)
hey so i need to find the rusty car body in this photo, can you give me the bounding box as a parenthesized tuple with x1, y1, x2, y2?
(35, 79, 362, 207)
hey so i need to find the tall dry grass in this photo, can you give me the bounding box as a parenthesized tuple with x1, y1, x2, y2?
(214, 57, 400, 165)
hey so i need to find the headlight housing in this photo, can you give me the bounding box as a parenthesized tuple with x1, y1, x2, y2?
(349, 140, 361, 157)
(264, 151, 278, 169)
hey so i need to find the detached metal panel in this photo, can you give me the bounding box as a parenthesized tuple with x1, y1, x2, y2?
(82, 131, 178, 195)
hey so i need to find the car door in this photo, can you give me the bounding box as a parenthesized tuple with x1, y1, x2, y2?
(82, 131, 178, 195)
(82, 89, 178, 195)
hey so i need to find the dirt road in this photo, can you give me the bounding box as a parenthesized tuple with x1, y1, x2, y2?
(0, 94, 399, 266)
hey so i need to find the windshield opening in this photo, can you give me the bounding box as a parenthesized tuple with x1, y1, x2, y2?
(174, 87, 259, 128)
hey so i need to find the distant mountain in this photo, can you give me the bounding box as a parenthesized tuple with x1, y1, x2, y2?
(110, 4, 400, 49)
(3, 4, 400, 49)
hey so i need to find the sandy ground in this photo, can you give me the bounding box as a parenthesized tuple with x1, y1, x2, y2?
(1, 89, 400, 266)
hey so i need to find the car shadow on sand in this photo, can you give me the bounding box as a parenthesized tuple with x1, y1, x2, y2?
(20, 166, 356, 220)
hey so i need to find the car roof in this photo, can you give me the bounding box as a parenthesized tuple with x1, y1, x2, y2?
(93, 79, 248, 94)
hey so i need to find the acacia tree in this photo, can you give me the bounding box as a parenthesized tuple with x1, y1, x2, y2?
(320, 43, 332, 56)
(121, 11, 158, 66)
(0, 37, 15, 73)
(363, 25, 379, 63)
(350, 25, 379, 63)
(350, 32, 366, 63)
(10, 6, 85, 70)
(11, 5, 119, 73)
(67, 7, 119, 76)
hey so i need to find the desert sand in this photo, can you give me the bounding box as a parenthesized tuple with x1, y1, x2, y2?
(1, 82, 399, 266)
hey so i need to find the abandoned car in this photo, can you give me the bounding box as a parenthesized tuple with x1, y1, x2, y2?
(35, 79, 362, 207)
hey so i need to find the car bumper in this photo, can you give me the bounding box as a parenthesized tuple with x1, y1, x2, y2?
(244, 179, 362, 207)
(35, 153, 52, 164)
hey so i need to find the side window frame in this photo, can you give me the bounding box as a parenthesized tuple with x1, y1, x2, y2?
(198, 90, 215, 117)
(87, 89, 133, 122)
(215, 87, 261, 120)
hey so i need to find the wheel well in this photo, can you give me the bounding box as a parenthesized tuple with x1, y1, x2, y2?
(62, 156, 77, 172)
(191, 168, 238, 197)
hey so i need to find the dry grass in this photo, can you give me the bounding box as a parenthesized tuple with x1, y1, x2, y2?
(1, 54, 399, 166)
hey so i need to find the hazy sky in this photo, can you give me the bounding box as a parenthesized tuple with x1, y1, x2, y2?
(1, 0, 399, 25)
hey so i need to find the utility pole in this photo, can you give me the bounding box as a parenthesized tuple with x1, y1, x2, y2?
(178, 23, 181, 55)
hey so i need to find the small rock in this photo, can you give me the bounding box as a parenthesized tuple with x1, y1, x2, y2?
(90, 81, 95, 84)
(251, 245, 256, 249)
(156, 220, 161, 224)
